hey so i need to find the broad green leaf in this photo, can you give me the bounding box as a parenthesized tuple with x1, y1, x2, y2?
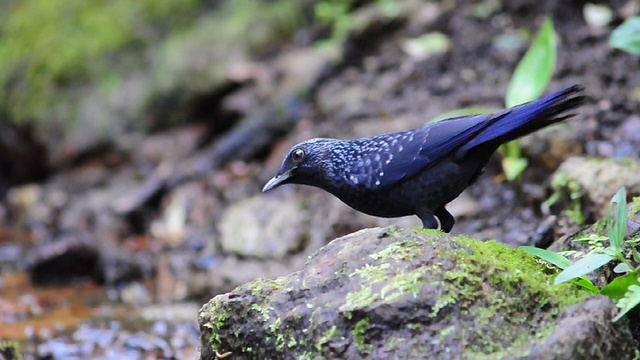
(506, 17, 557, 107)
(570, 277, 600, 293)
(607, 187, 627, 252)
(614, 187, 627, 249)
(518, 246, 571, 269)
(519, 246, 599, 292)
(502, 157, 528, 181)
(609, 16, 640, 56)
(554, 253, 613, 284)
(613, 283, 640, 321)
(499, 140, 522, 158)
(602, 272, 640, 301)
(613, 262, 633, 274)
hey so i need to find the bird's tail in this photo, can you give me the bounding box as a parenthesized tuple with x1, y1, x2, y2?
(460, 85, 586, 152)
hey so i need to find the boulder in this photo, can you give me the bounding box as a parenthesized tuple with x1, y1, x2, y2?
(198, 227, 635, 359)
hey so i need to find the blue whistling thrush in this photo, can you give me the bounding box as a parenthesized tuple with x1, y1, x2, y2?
(262, 85, 585, 232)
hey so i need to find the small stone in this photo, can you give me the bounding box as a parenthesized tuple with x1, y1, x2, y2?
(218, 195, 307, 259)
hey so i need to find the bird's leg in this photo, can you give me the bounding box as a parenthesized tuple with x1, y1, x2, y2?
(435, 207, 455, 233)
(418, 211, 441, 230)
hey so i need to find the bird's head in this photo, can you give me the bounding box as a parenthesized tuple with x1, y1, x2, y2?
(262, 138, 342, 192)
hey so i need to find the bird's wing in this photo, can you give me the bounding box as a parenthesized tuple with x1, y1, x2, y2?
(347, 113, 504, 189)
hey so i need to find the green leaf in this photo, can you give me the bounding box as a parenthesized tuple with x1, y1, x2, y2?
(554, 253, 613, 284)
(519, 246, 599, 292)
(607, 187, 627, 252)
(613, 262, 633, 274)
(602, 273, 640, 301)
(609, 16, 640, 56)
(506, 17, 557, 107)
(518, 246, 571, 268)
(499, 140, 522, 158)
(501, 157, 529, 181)
(613, 283, 640, 321)
(570, 277, 600, 293)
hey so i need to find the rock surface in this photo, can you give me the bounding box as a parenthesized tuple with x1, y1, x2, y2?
(198, 227, 635, 359)
(218, 195, 308, 259)
(548, 156, 640, 221)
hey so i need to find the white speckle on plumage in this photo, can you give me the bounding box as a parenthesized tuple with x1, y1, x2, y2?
(398, 145, 403, 152)
(379, 171, 384, 177)
(374, 153, 381, 161)
(375, 180, 380, 186)
(365, 158, 371, 166)
(350, 175, 359, 184)
(385, 159, 391, 164)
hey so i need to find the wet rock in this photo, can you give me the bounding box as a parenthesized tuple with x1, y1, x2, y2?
(25, 233, 151, 286)
(546, 156, 640, 220)
(527, 296, 634, 359)
(199, 227, 633, 359)
(25, 235, 100, 285)
(519, 125, 588, 171)
(218, 195, 308, 259)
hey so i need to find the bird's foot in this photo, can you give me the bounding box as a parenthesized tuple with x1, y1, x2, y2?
(419, 208, 455, 233)
(419, 212, 441, 230)
(435, 208, 455, 233)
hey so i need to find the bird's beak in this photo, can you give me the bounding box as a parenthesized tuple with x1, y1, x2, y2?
(262, 168, 294, 192)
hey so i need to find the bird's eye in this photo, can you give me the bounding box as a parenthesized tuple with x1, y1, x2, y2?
(291, 148, 305, 162)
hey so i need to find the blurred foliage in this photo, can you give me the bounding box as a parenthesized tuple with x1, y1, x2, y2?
(314, 0, 398, 42)
(0, 0, 313, 129)
(219, 0, 310, 54)
(609, 16, 640, 55)
(0, 0, 201, 124)
(500, 17, 556, 182)
(505, 17, 556, 108)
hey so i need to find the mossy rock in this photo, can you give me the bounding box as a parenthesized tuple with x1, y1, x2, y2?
(198, 226, 635, 359)
(0, 340, 22, 360)
(546, 156, 640, 224)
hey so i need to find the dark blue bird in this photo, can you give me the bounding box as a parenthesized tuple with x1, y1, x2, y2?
(262, 85, 585, 232)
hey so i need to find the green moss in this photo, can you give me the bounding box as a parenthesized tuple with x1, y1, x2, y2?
(0, 340, 23, 360)
(630, 197, 640, 215)
(379, 267, 428, 301)
(371, 236, 427, 262)
(543, 172, 585, 224)
(316, 325, 338, 351)
(384, 336, 407, 351)
(342, 233, 434, 312)
(353, 318, 373, 353)
(269, 317, 282, 333)
(202, 297, 232, 351)
(452, 236, 588, 308)
(275, 333, 286, 351)
(288, 334, 298, 348)
(444, 235, 590, 356)
(251, 303, 274, 322)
